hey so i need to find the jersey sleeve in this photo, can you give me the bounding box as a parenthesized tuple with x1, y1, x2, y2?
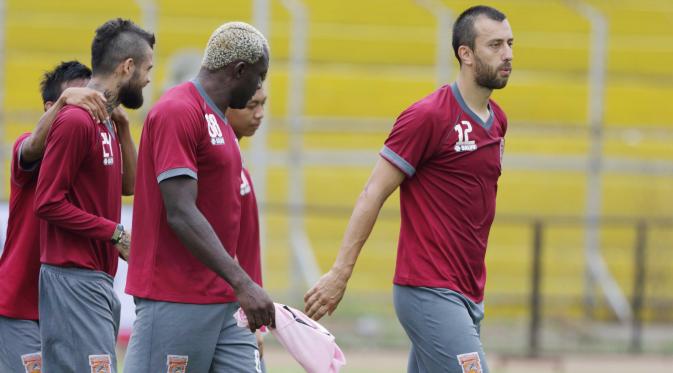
(150, 100, 201, 183)
(380, 102, 444, 177)
(34, 109, 117, 240)
(10, 134, 39, 188)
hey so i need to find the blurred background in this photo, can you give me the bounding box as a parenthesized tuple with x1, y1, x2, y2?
(1, 0, 672, 372)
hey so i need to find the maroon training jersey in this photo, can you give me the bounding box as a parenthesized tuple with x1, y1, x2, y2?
(380, 83, 507, 303)
(126, 81, 242, 304)
(0, 134, 42, 320)
(237, 167, 263, 286)
(35, 106, 122, 276)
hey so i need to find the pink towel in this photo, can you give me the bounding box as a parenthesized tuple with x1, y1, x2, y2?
(234, 303, 346, 373)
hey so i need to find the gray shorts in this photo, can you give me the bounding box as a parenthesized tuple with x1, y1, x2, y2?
(123, 298, 261, 373)
(39, 264, 121, 373)
(0, 316, 41, 372)
(394, 285, 489, 373)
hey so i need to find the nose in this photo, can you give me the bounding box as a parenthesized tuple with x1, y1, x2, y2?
(254, 107, 264, 119)
(504, 44, 513, 62)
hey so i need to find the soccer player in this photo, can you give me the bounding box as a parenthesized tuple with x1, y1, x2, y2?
(304, 6, 513, 373)
(124, 22, 273, 373)
(226, 87, 268, 371)
(34, 19, 154, 373)
(0, 61, 109, 373)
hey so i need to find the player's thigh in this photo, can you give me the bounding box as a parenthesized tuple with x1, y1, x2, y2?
(210, 303, 261, 373)
(394, 285, 489, 373)
(0, 316, 41, 372)
(39, 265, 119, 373)
(406, 344, 421, 373)
(123, 298, 224, 373)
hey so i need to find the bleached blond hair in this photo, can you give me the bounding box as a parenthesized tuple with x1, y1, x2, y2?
(202, 22, 269, 71)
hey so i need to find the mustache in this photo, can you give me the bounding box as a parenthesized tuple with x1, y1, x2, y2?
(499, 63, 512, 70)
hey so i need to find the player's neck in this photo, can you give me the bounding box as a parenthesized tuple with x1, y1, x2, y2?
(455, 77, 492, 117)
(195, 69, 231, 115)
(87, 78, 120, 115)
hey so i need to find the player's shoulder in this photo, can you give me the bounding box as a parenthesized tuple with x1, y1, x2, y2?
(398, 85, 453, 126)
(52, 105, 96, 133)
(148, 84, 201, 123)
(13, 132, 32, 152)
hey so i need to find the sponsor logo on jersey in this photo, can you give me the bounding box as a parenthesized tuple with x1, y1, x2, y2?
(21, 352, 42, 373)
(167, 354, 188, 373)
(454, 120, 478, 152)
(88, 354, 112, 373)
(457, 352, 482, 373)
(100, 132, 114, 166)
(205, 114, 225, 145)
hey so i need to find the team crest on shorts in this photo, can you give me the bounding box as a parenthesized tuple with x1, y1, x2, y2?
(21, 352, 42, 373)
(167, 354, 189, 373)
(457, 352, 482, 373)
(88, 354, 112, 373)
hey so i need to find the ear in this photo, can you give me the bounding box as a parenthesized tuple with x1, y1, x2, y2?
(120, 58, 135, 76)
(232, 61, 247, 80)
(44, 101, 54, 112)
(458, 45, 473, 66)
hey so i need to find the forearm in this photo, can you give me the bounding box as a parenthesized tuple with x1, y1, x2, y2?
(168, 205, 252, 289)
(21, 97, 65, 164)
(35, 197, 118, 240)
(118, 128, 137, 196)
(332, 188, 386, 277)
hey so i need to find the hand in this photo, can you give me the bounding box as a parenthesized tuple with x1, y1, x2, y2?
(62, 87, 107, 124)
(115, 230, 131, 261)
(255, 330, 264, 359)
(110, 107, 130, 131)
(304, 268, 349, 321)
(235, 280, 275, 332)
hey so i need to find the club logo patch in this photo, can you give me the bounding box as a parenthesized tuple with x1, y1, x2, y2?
(88, 354, 112, 373)
(499, 138, 505, 165)
(21, 352, 42, 373)
(457, 352, 482, 373)
(167, 354, 188, 373)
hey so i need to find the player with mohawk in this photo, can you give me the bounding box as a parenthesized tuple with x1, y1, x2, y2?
(124, 22, 273, 373)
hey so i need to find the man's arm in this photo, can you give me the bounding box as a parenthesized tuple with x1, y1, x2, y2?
(159, 176, 275, 331)
(111, 108, 137, 196)
(21, 87, 107, 164)
(34, 110, 118, 241)
(304, 158, 405, 320)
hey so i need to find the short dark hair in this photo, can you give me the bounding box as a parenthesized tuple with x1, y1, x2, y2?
(91, 18, 155, 75)
(40, 60, 92, 103)
(452, 5, 507, 64)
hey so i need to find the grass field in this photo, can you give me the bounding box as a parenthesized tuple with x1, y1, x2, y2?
(118, 345, 673, 373)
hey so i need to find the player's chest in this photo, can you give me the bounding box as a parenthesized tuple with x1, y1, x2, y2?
(85, 122, 121, 173)
(196, 112, 241, 171)
(433, 116, 505, 178)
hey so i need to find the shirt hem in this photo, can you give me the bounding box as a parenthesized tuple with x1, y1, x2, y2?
(0, 306, 39, 321)
(393, 277, 484, 304)
(125, 287, 237, 305)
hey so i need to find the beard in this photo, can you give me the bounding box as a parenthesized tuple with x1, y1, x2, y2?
(119, 74, 145, 109)
(229, 85, 255, 109)
(474, 54, 510, 90)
